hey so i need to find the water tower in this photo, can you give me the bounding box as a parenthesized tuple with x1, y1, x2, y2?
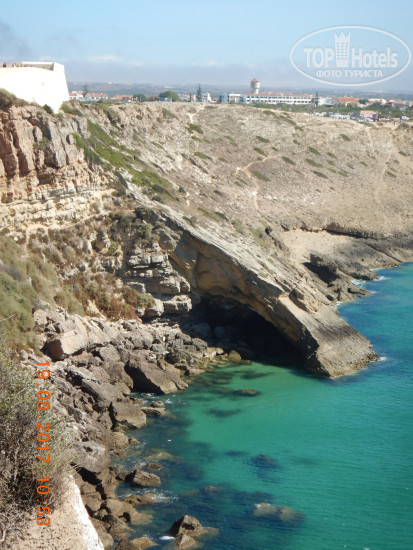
(250, 78, 260, 94)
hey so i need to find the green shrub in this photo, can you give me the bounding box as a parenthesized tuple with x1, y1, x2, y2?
(162, 108, 176, 119)
(43, 104, 53, 114)
(54, 290, 84, 315)
(223, 135, 237, 145)
(187, 123, 203, 135)
(399, 151, 407, 156)
(194, 151, 211, 160)
(282, 156, 296, 165)
(251, 170, 270, 181)
(308, 146, 320, 155)
(0, 341, 72, 544)
(312, 170, 328, 179)
(0, 236, 60, 348)
(72, 133, 102, 165)
(60, 102, 82, 116)
(305, 158, 322, 167)
(34, 137, 51, 151)
(0, 88, 28, 110)
(92, 103, 120, 125)
(254, 147, 266, 156)
(256, 135, 270, 143)
(340, 134, 351, 141)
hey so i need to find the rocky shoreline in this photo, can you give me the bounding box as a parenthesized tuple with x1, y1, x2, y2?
(17, 302, 242, 549)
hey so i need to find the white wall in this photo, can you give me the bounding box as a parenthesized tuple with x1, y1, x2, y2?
(0, 62, 69, 112)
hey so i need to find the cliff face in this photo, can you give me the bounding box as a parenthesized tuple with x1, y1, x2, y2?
(1, 101, 412, 549)
(0, 105, 109, 231)
(1, 102, 413, 376)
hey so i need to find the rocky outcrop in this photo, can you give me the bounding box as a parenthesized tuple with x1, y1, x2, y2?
(0, 105, 109, 231)
(9, 477, 104, 550)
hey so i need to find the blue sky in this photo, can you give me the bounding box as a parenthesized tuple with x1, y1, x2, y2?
(1, 0, 412, 91)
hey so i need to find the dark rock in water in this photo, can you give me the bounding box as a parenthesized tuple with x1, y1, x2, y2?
(226, 450, 249, 458)
(116, 537, 157, 550)
(253, 503, 305, 525)
(228, 350, 242, 362)
(146, 462, 163, 470)
(207, 407, 241, 418)
(241, 371, 271, 380)
(215, 386, 233, 394)
(173, 534, 198, 549)
(131, 537, 158, 550)
(250, 454, 280, 470)
(170, 515, 206, 537)
(124, 493, 164, 506)
(233, 388, 261, 397)
(115, 538, 136, 550)
(145, 449, 183, 463)
(129, 537, 157, 549)
(125, 469, 161, 488)
(141, 406, 167, 417)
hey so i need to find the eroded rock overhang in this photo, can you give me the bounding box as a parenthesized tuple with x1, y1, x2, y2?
(138, 203, 378, 377)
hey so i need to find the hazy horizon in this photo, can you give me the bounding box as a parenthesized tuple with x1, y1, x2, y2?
(1, 0, 412, 93)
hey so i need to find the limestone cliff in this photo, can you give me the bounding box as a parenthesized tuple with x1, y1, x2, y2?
(1, 102, 412, 377)
(1, 100, 413, 549)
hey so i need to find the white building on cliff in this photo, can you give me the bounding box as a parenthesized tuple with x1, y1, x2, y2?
(0, 62, 69, 112)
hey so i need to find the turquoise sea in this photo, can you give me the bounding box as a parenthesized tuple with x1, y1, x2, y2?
(118, 263, 413, 550)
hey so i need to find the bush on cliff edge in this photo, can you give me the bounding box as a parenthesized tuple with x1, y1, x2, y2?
(0, 340, 72, 544)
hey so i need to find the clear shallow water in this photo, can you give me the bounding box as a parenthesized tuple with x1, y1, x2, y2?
(118, 263, 413, 550)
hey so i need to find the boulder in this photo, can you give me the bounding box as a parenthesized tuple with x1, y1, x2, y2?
(232, 388, 260, 397)
(109, 401, 147, 429)
(253, 503, 304, 525)
(82, 492, 103, 515)
(174, 534, 198, 549)
(97, 345, 121, 366)
(126, 469, 161, 488)
(130, 537, 158, 549)
(125, 350, 187, 394)
(141, 406, 166, 417)
(170, 515, 206, 538)
(124, 493, 164, 506)
(228, 350, 242, 362)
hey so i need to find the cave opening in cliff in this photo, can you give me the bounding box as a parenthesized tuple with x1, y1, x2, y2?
(182, 297, 300, 363)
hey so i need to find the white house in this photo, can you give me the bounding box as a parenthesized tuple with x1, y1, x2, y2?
(0, 62, 69, 112)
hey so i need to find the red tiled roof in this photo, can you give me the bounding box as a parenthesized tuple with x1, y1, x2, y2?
(251, 78, 260, 82)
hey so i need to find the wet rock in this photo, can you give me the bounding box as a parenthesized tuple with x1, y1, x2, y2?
(251, 454, 279, 469)
(232, 388, 261, 397)
(174, 534, 198, 549)
(126, 469, 161, 488)
(141, 406, 167, 417)
(253, 503, 304, 525)
(145, 462, 163, 470)
(130, 537, 158, 549)
(170, 515, 206, 538)
(124, 493, 164, 506)
(228, 350, 242, 362)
